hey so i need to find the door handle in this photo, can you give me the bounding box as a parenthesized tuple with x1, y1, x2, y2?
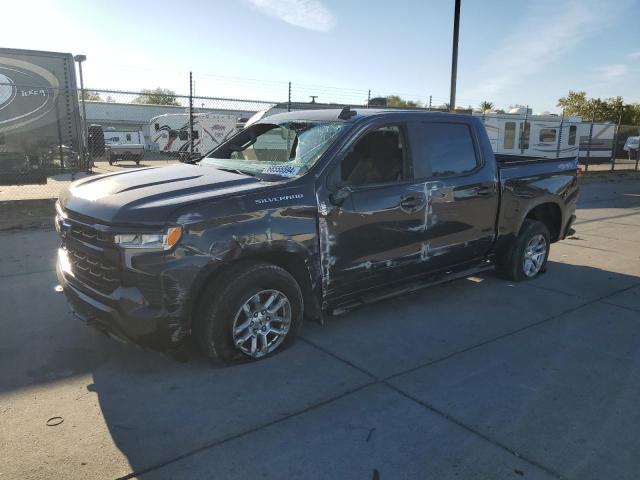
(474, 185, 496, 197)
(400, 193, 426, 211)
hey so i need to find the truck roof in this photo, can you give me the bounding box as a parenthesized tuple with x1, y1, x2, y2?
(262, 108, 469, 123)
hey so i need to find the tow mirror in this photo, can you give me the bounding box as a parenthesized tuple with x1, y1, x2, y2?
(329, 185, 351, 206)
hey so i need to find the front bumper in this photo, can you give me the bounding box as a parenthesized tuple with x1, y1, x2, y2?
(56, 256, 187, 350)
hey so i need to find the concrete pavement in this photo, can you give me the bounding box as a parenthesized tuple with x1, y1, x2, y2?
(0, 176, 639, 479)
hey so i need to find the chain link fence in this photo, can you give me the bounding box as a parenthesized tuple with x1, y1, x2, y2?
(1, 83, 639, 212)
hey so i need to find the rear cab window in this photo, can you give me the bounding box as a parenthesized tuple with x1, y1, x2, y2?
(408, 121, 479, 179)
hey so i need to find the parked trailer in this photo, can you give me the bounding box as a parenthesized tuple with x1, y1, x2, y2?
(0, 48, 82, 184)
(150, 113, 238, 157)
(476, 111, 614, 162)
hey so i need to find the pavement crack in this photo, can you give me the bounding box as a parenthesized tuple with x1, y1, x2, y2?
(382, 382, 569, 480)
(114, 381, 376, 480)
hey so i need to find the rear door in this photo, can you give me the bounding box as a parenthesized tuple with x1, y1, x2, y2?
(405, 118, 499, 269)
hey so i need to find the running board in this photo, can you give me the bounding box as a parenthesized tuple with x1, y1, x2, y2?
(330, 262, 494, 316)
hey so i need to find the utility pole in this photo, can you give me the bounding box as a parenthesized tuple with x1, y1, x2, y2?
(189, 71, 194, 158)
(74, 54, 88, 172)
(449, 0, 461, 112)
(367, 89, 371, 108)
(428, 95, 432, 111)
(288, 81, 292, 112)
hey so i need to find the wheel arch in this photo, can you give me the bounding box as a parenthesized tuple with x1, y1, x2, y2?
(520, 201, 562, 242)
(187, 249, 321, 331)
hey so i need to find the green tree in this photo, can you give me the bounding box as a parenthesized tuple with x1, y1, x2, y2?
(132, 88, 180, 106)
(479, 101, 494, 112)
(556, 91, 640, 124)
(386, 95, 422, 109)
(80, 90, 102, 101)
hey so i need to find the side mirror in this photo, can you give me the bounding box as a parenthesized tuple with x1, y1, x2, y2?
(329, 185, 351, 206)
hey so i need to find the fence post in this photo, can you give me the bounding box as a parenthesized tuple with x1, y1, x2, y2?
(636, 132, 640, 171)
(189, 71, 194, 158)
(520, 105, 529, 155)
(610, 104, 623, 171)
(585, 110, 595, 172)
(556, 109, 565, 158)
(74, 55, 88, 174)
(287, 81, 291, 112)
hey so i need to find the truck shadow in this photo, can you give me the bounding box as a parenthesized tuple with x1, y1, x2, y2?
(82, 261, 638, 478)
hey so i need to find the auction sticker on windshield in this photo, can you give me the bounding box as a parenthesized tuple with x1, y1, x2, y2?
(262, 165, 300, 177)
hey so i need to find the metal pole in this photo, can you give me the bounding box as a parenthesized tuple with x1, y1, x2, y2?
(610, 104, 623, 171)
(428, 95, 432, 111)
(189, 71, 194, 158)
(585, 110, 595, 172)
(367, 89, 371, 108)
(520, 105, 529, 155)
(449, 0, 461, 112)
(556, 110, 564, 158)
(74, 55, 88, 172)
(288, 81, 292, 112)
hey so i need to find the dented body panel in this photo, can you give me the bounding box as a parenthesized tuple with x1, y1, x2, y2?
(55, 109, 578, 350)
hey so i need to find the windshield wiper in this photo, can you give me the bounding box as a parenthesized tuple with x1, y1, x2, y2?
(215, 166, 256, 177)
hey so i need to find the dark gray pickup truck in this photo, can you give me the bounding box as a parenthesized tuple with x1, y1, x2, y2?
(55, 108, 579, 364)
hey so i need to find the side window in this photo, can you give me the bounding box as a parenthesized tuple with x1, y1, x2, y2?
(178, 130, 188, 141)
(126, 133, 132, 142)
(539, 128, 556, 143)
(568, 125, 577, 146)
(504, 122, 516, 149)
(168, 130, 178, 139)
(410, 122, 478, 178)
(519, 122, 530, 150)
(192, 130, 199, 140)
(340, 126, 405, 187)
(154, 123, 160, 131)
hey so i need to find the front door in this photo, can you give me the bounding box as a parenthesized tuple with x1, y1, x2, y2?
(317, 123, 428, 301)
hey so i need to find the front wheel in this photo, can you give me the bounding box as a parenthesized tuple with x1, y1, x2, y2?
(194, 262, 303, 365)
(497, 219, 550, 281)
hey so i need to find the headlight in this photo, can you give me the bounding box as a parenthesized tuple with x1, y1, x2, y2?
(114, 226, 182, 250)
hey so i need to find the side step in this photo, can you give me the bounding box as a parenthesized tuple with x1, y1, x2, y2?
(330, 262, 494, 316)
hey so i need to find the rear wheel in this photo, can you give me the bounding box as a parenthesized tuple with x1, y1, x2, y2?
(194, 262, 303, 365)
(497, 219, 550, 281)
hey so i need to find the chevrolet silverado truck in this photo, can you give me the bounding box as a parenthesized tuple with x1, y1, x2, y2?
(55, 108, 578, 364)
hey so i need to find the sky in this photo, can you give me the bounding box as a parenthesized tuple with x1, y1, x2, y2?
(2, 0, 639, 112)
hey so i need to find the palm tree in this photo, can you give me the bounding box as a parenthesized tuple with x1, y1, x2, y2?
(479, 101, 494, 113)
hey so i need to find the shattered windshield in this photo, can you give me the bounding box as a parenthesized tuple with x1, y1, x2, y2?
(200, 121, 346, 178)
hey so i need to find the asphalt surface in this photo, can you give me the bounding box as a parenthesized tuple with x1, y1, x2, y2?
(1, 176, 639, 479)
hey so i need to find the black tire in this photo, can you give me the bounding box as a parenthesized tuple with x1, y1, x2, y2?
(194, 262, 304, 365)
(496, 219, 550, 281)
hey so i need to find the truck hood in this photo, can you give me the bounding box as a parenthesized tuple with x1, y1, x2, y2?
(59, 163, 266, 225)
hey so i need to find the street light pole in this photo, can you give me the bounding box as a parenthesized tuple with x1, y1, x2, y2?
(449, 0, 461, 112)
(74, 54, 89, 172)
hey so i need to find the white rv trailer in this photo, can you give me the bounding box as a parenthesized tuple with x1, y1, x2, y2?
(103, 128, 144, 146)
(149, 113, 238, 156)
(476, 109, 614, 162)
